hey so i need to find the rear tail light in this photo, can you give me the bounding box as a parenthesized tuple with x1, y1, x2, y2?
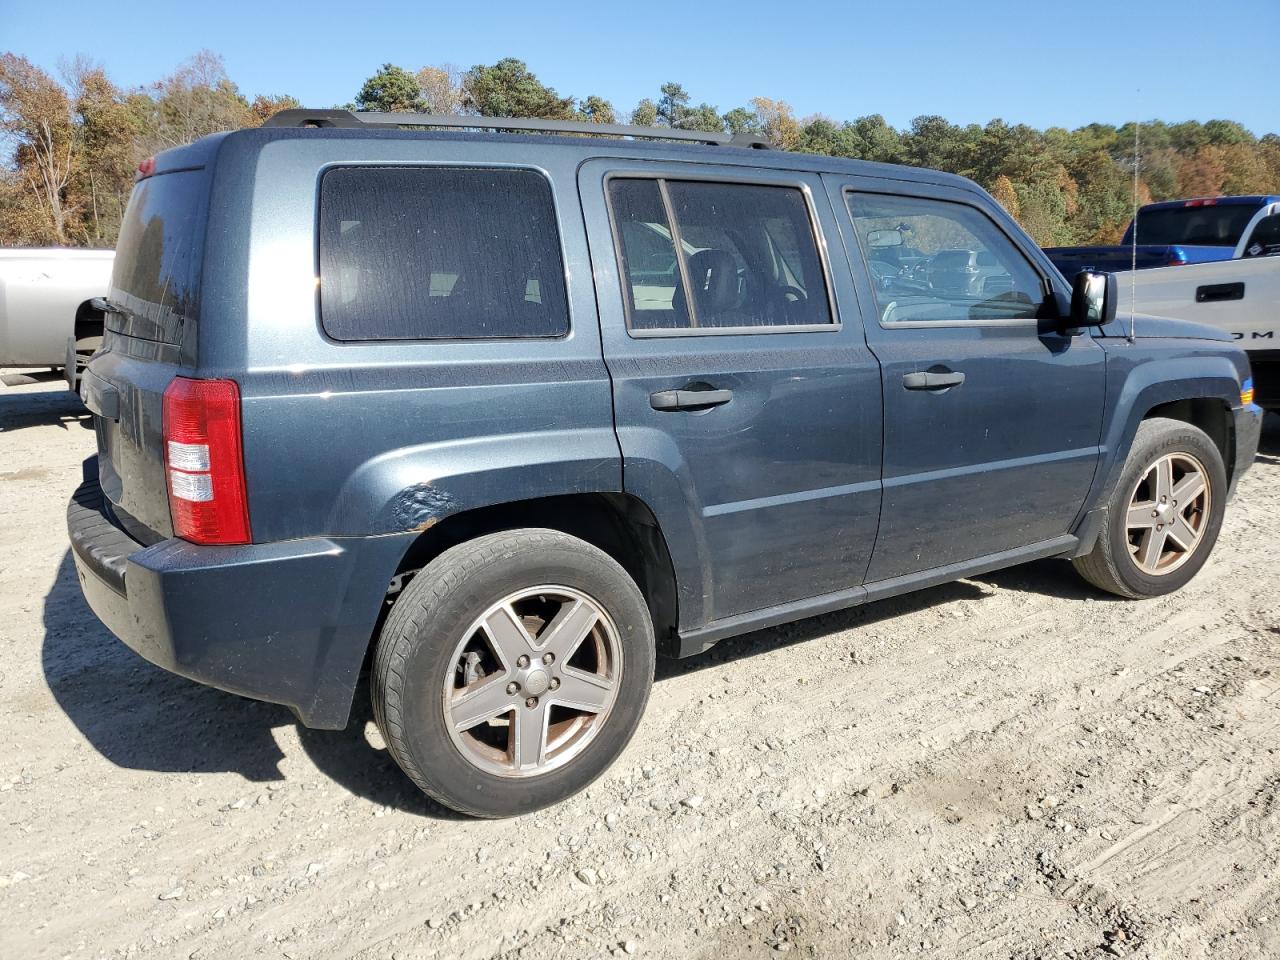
(162, 377, 251, 544)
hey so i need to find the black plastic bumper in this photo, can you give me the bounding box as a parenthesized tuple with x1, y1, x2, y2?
(66, 469, 411, 729)
(1230, 403, 1264, 499)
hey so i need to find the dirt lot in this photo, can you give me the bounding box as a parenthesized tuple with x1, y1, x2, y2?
(2, 373, 1278, 960)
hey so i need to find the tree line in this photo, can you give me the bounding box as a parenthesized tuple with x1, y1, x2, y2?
(3, 51, 1278, 250)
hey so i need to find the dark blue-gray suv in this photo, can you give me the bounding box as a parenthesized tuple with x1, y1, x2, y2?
(67, 109, 1263, 817)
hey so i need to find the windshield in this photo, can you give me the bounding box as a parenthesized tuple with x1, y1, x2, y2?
(1127, 204, 1259, 247)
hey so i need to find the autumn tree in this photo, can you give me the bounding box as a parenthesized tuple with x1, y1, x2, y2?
(4, 50, 1278, 251)
(990, 175, 1020, 219)
(750, 97, 800, 149)
(145, 51, 252, 147)
(67, 58, 139, 244)
(415, 65, 463, 115)
(0, 53, 78, 243)
(249, 93, 301, 125)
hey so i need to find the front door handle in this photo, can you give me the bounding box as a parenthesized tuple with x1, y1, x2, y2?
(902, 371, 965, 391)
(650, 388, 734, 411)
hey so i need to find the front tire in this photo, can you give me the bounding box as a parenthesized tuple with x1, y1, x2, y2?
(1073, 417, 1227, 598)
(372, 529, 654, 818)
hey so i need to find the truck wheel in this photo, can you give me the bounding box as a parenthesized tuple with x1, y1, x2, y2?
(372, 529, 655, 818)
(1073, 417, 1227, 598)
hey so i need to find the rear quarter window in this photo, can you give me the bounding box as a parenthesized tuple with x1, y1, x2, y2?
(318, 166, 570, 341)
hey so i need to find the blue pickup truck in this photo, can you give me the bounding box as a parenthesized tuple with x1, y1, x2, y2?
(1045, 195, 1280, 275)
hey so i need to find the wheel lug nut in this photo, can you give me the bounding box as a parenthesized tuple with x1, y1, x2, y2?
(542, 652, 554, 665)
(516, 655, 530, 668)
(549, 677, 560, 691)
(506, 682, 519, 695)
(1152, 510, 1159, 518)
(525, 697, 538, 708)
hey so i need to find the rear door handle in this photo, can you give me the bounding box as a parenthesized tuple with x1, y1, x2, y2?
(902, 371, 965, 391)
(650, 388, 734, 411)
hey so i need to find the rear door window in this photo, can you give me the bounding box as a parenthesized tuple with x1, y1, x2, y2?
(318, 167, 569, 340)
(607, 178, 833, 333)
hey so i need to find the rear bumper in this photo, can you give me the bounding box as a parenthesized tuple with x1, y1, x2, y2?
(67, 465, 411, 729)
(1230, 402, 1264, 498)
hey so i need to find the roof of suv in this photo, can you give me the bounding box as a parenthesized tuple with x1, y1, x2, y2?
(146, 109, 980, 195)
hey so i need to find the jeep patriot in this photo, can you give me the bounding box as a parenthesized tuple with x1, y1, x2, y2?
(67, 109, 1263, 817)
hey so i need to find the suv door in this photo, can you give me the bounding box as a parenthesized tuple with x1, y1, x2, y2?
(579, 159, 883, 632)
(828, 177, 1106, 583)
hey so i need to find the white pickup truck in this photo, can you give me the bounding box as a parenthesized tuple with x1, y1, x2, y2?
(1111, 206, 1279, 409)
(0, 248, 114, 385)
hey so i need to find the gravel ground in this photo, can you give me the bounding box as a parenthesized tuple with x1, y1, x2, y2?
(2, 372, 1279, 960)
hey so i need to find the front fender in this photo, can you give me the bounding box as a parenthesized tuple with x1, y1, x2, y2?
(325, 427, 624, 537)
(1086, 350, 1243, 515)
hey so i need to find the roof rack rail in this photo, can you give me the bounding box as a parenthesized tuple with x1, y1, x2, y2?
(263, 108, 772, 150)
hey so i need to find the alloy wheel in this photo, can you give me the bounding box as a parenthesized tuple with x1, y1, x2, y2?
(1125, 452, 1212, 575)
(442, 586, 621, 778)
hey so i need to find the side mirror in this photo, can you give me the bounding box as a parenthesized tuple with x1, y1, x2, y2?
(1068, 270, 1117, 329)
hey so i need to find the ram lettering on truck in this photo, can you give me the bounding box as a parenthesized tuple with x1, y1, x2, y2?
(1111, 253, 1280, 408)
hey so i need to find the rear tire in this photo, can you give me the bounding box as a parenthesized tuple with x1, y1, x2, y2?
(372, 529, 654, 818)
(1073, 417, 1226, 598)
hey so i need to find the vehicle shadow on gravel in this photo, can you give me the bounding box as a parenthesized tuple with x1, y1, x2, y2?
(41, 551, 462, 818)
(657, 578, 991, 679)
(0, 380, 90, 432)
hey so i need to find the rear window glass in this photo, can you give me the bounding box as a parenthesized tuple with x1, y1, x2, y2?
(608, 178, 833, 332)
(113, 170, 207, 320)
(1129, 204, 1260, 247)
(319, 167, 569, 340)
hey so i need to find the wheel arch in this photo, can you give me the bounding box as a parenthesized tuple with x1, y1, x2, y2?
(1141, 396, 1234, 481)
(389, 492, 683, 657)
(1088, 355, 1242, 516)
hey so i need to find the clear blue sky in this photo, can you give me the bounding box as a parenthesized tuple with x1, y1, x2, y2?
(3, 0, 1278, 134)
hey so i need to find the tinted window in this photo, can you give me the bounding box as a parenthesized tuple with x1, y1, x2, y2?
(609, 179, 682, 328)
(847, 193, 1044, 324)
(1129, 204, 1259, 247)
(319, 167, 569, 340)
(1244, 214, 1280, 257)
(609, 178, 833, 332)
(113, 170, 207, 321)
